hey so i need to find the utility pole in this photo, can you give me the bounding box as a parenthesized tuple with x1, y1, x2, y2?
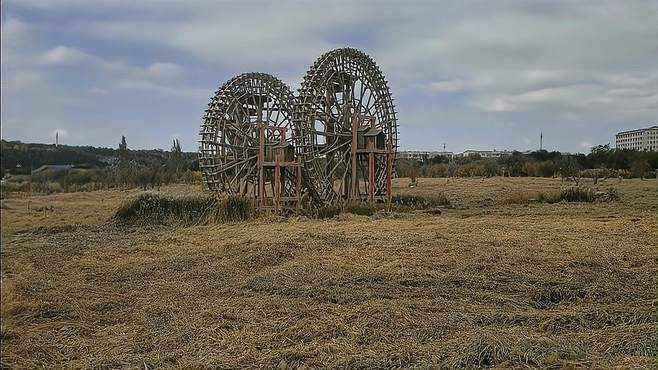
(540, 132, 543, 151)
(55, 132, 59, 147)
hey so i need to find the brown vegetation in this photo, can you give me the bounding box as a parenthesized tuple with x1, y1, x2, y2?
(1, 177, 657, 368)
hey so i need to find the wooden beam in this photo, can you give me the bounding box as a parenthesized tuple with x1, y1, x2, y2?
(258, 124, 265, 208)
(386, 140, 393, 212)
(351, 115, 359, 199)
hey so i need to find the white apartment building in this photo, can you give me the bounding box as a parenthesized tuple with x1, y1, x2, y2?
(456, 149, 513, 158)
(615, 126, 658, 151)
(398, 151, 453, 161)
(399, 149, 517, 160)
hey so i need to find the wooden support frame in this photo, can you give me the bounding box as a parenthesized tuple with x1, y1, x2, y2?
(256, 125, 303, 213)
(348, 114, 393, 207)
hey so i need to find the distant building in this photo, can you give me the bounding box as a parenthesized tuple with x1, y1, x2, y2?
(615, 125, 658, 151)
(399, 149, 518, 160)
(398, 151, 453, 161)
(455, 149, 513, 158)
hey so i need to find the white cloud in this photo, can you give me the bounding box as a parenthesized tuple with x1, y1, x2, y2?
(145, 62, 183, 79)
(89, 87, 110, 95)
(1, 17, 29, 47)
(41, 46, 91, 65)
(580, 141, 593, 149)
(473, 97, 518, 112)
(2, 69, 47, 90)
(42, 47, 186, 84)
(112, 78, 209, 98)
(427, 80, 467, 93)
(29, 43, 193, 97)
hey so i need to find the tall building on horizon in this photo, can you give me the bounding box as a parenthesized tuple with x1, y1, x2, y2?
(615, 125, 658, 151)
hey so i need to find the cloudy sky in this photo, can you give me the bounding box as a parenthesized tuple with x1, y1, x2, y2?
(2, 1, 657, 153)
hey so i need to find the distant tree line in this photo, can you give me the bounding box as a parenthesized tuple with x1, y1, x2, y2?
(1, 137, 199, 176)
(1, 137, 202, 195)
(396, 145, 658, 180)
(3, 138, 657, 196)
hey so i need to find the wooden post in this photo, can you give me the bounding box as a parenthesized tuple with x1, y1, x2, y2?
(258, 124, 265, 208)
(386, 140, 393, 212)
(368, 117, 376, 206)
(368, 151, 375, 206)
(351, 115, 359, 199)
(275, 150, 281, 213)
(296, 160, 302, 209)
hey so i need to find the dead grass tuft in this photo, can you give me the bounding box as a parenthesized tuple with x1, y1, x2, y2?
(445, 332, 512, 368)
(313, 204, 343, 219)
(507, 186, 599, 204)
(560, 186, 595, 202)
(392, 193, 450, 210)
(113, 193, 215, 226)
(343, 201, 376, 216)
(442, 331, 591, 369)
(531, 284, 589, 308)
(207, 195, 255, 223)
(112, 193, 254, 226)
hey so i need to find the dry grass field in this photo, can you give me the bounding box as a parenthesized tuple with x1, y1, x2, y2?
(1, 177, 657, 369)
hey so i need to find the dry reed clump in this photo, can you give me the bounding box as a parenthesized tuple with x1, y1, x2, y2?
(113, 193, 215, 226)
(507, 186, 601, 204)
(391, 193, 451, 210)
(343, 201, 376, 216)
(112, 193, 254, 226)
(311, 201, 377, 219)
(206, 195, 255, 223)
(560, 186, 595, 202)
(596, 187, 620, 202)
(440, 330, 593, 369)
(313, 196, 444, 219)
(530, 284, 589, 309)
(313, 204, 343, 219)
